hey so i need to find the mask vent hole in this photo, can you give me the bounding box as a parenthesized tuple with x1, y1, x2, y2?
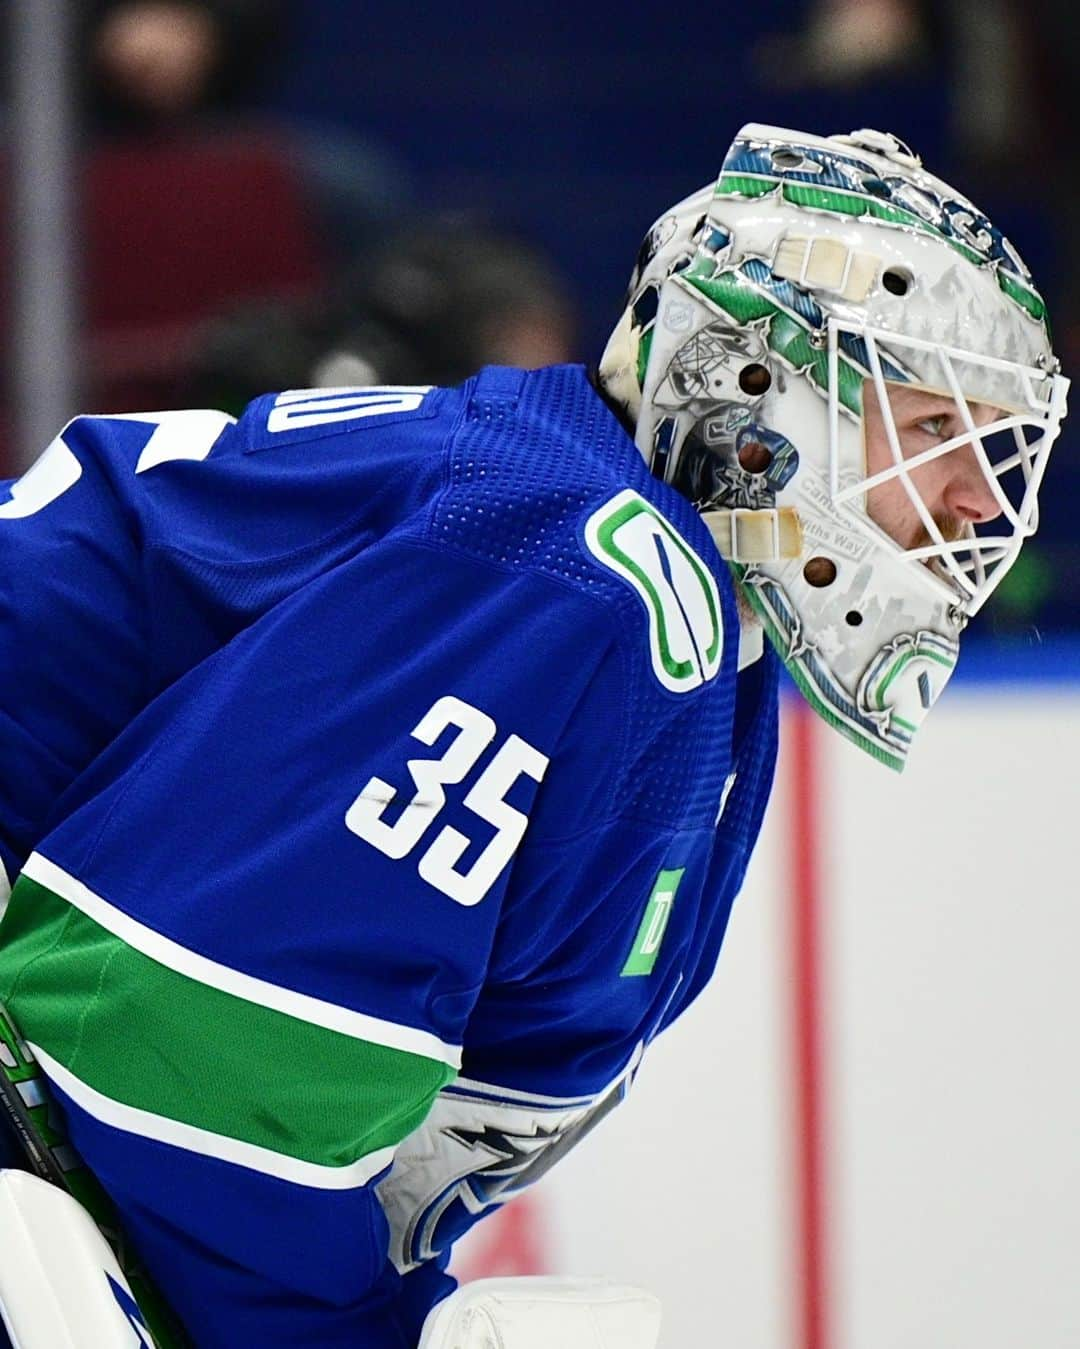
(738, 363, 772, 395)
(738, 440, 773, 475)
(882, 268, 912, 296)
(803, 557, 837, 588)
(845, 610, 863, 626)
(860, 174, 890, 197)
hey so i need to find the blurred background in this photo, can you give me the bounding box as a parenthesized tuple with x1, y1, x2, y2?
(2, 3, 1077, 1347)
(2, 0, 1078, 637)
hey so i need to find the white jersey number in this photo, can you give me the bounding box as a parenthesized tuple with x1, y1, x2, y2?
(345, 695, 549, 907)
(0, 411, 232, 519)
(266, 386, 431, 433)
(0, 437, 82, 519)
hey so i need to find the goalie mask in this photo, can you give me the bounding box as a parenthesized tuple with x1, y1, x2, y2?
(599, 123, 1069, 770)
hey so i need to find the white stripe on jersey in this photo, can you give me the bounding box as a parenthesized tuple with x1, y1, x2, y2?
(31, 1043, 397, 1189)
(22, 852, 461, 1069)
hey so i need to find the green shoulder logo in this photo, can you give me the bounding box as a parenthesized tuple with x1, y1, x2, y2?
(584, 489, 722, 693)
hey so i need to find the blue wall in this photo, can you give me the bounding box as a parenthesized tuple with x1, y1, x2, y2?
(260, 1, 958, 349)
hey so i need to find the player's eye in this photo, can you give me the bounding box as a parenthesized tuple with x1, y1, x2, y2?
(916, 413, 950, 438)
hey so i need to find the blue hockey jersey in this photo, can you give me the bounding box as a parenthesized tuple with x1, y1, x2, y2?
(0, 365, 778, 1347)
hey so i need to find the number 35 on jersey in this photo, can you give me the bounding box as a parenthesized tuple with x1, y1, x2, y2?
(344, 696, 549, 907)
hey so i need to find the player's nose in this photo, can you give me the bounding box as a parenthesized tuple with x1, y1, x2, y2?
(942, 446, 1001, 525)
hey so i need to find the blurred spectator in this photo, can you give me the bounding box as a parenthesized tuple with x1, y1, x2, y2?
(354, 216, 579, 376)
(78, 1, 413, 261)
(81, 1, 283, 134)
(179, 213, 580, 415)
(755, 0, 935, 88)
(753, 0, 1028, 170)
(0, 1, 424, 439)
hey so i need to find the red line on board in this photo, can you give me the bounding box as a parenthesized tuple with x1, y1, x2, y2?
(789, 697, 830, 1349)
(451, 1193, 549, 1284)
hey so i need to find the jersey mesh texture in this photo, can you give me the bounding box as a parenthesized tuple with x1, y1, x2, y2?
(433, 365, 738, 830)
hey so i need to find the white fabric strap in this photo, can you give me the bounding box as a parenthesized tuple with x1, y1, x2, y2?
(703, 506, 802, 562)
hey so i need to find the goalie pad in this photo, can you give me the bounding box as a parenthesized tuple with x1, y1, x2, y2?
(417, 1276, 662, 1349)
(0, 1169, 156, 1347)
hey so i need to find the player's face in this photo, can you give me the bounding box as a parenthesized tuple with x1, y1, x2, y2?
(862, 383, 1003, 550)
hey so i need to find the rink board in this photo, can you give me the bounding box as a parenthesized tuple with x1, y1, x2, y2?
(452, 649, 1080, 1349)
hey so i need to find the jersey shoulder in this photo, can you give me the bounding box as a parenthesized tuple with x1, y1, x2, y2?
(235, 382, 460, 458)
(426, 365, 745, 830)
(433, 364, 735, 694)
(60, 386, 464, 566)
(431, 363, 719, 570)
(233, 370, 724, 635)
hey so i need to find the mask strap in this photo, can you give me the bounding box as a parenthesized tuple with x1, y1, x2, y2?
(702, 507, 803, 561)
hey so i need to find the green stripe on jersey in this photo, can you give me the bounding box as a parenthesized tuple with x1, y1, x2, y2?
(0, 874, 455, 1174)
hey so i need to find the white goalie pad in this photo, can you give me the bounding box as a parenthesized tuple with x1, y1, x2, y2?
(417, 1276, 662, 1349)
(0, 1170, 155, 1347)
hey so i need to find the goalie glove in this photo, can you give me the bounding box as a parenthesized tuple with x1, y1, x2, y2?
(418, 1276, 662, 1349)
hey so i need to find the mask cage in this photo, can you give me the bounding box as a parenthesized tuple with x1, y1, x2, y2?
(827, 320, 1069, 615)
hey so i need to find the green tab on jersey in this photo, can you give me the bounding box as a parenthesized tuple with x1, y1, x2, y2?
(622, 868, 684, 976)
(585, 490, 722, 693)
(0, 859, 458, 1188)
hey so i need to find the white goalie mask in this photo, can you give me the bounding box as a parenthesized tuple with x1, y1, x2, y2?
(598, 123, 1070, 769)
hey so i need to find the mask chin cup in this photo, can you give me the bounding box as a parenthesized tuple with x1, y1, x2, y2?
(855, 630, 960, 750)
